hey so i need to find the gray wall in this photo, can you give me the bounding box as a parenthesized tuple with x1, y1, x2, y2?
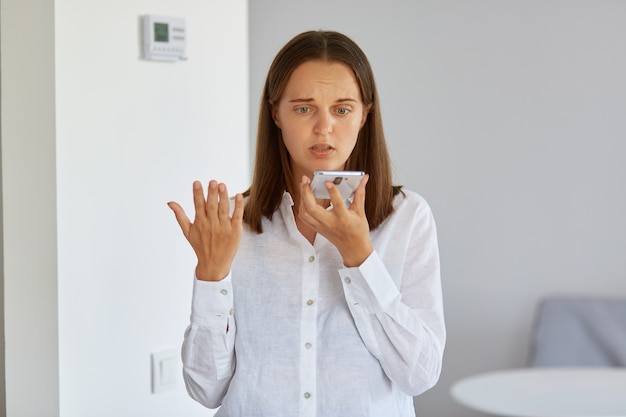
(249, 1, 626, 416)
(1, 0, 59, 413)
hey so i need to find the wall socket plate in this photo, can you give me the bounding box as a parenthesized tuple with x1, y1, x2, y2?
(151, 348, 179, 393)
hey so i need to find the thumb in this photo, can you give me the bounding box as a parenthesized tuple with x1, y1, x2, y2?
(168, 201, 192, 237)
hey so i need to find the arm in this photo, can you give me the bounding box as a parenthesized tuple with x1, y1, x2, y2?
(339, 200, 445, 396)
(298, 176, 445, 394)
(181, 275, 237, 408)
(168, 180, 243, 406)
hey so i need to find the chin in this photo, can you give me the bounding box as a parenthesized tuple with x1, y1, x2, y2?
(313, 162, 346, 171)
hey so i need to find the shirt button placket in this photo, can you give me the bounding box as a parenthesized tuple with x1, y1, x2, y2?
(300, 251, 318, 416)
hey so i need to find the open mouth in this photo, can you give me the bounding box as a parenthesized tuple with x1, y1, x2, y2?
(310, 144, 334, 152)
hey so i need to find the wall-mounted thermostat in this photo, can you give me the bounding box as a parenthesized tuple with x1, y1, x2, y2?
(142, 15, 187, 62)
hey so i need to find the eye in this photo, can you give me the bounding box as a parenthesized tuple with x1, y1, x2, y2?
(336, 107, 351, 115)
(296, 107, 311, 114)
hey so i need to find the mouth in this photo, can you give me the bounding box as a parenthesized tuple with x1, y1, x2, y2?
(310, 144, 334, 152)
(310, 144, 333, 151)
(309, 144, 334, 158)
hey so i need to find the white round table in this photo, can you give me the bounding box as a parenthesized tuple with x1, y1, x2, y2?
(450, 367, 626, 417)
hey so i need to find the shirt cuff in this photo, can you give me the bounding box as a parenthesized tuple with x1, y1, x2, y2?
(191, 273, 234, 328)
(339, 251, 400, 314)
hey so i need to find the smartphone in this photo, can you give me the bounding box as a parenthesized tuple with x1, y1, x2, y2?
(310, 170, 365, 199)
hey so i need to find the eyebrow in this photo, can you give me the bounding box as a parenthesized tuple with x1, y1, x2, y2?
(287, 98, 358, 103)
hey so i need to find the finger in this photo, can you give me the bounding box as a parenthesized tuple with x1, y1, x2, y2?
(192, 181, 207, 220)
(217, 183, 230, 221)
(205, 180, 219, 221)
(231, 193, 244, 227)
(325, 181, 348, 213)
(299, 176, 322, 225)
(167, 201, 192, 237)
(351, 174, 369, 213)
(299, 175, 318, 211)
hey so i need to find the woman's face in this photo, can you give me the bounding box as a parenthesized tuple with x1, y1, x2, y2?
(272, 60, 369, 180)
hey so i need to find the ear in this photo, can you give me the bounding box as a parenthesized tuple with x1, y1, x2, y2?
(270, 101, 281, 128)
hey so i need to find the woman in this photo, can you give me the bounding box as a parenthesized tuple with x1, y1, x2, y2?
(168, 30, 445, 417)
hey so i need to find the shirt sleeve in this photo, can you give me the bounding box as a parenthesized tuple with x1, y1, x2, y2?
(338, 200, 445, 397)
(181, 273, 236, 409)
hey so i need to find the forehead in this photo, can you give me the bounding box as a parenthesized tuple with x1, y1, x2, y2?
(283, 60, 361, 100)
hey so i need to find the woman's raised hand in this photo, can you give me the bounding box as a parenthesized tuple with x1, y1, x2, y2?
(168, 180, 244, 281)
(299, 174, 373, 267)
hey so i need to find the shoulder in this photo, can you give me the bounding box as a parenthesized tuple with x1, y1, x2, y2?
(371, 188, 438, 243)
(384, 188, 437, 233)
(393, 188, 433, 215)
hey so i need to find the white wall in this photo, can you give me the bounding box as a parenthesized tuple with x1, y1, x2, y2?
(2, 0, 248, 416)
(249, 1, 626, 416)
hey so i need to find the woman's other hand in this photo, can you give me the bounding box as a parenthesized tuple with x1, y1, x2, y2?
(168, 180, 244, 281)
(299, 174, 373, 267)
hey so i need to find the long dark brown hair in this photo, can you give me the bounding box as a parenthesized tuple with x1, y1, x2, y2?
(244, 30, 402, 233)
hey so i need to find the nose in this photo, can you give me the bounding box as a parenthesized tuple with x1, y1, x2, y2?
(313, 111, 333, 135)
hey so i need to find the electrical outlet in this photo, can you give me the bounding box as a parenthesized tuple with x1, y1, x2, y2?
(151, 348, 179, 393)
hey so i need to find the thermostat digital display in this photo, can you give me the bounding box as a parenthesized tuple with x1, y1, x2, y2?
(142, 15, 187, 62)
(154, 23, 169, 42)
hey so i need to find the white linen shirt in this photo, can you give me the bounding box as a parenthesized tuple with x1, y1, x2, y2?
(182, 189, 445, 417)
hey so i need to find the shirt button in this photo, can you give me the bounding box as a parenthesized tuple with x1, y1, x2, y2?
(220, 289, 228, 295)
(304, 342, 312, 349)
(229, 308, 234, 315)
(308, 255, 315, 262)
(344, 277, 351, 284)
(306, 299, 314, 306)
(303, 392, 311, 399)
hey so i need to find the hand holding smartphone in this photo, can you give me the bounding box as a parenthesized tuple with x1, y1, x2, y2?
(310, 170, 365, 199)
